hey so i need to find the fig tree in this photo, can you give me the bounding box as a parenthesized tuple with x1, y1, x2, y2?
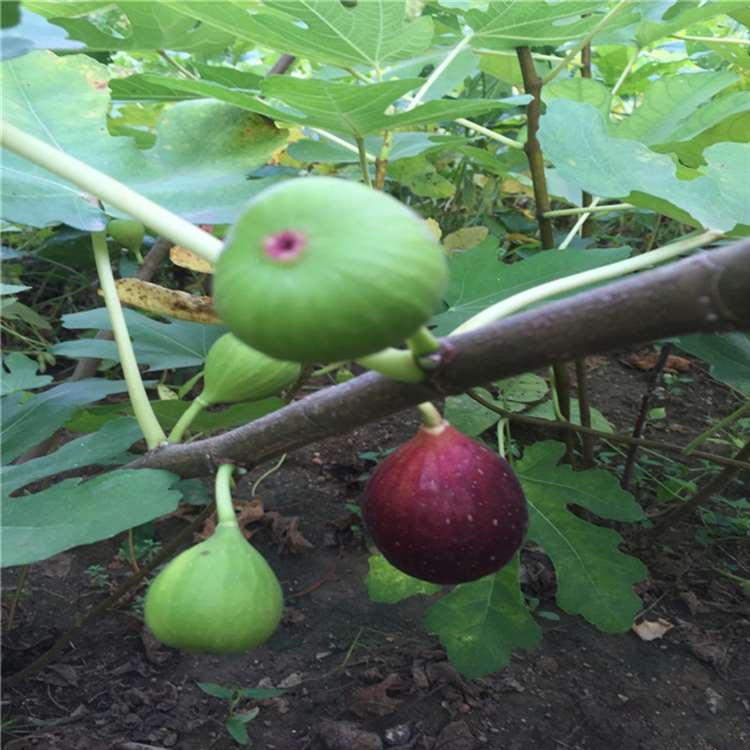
(213, 177, 448, 363)
(362, 420, 528, 585)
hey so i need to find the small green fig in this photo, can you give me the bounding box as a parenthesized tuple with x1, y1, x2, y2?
(107, 218, 145, 252)
(200, 333, 301, 406)
(144, 523, 283, 654)
(213, 177, 448, 363)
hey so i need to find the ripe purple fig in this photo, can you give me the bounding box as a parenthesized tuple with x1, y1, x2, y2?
(362, 421, 528, 585)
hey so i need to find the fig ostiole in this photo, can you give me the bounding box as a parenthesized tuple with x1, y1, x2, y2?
(167, 333, 301, 443)
(107, 218, 145, 253)
(362, 416, 529, 585)
(214, 176, 448, 363)
(144, 464, 283, 654)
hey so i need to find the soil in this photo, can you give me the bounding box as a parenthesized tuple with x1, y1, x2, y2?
(2, 353, 749, 750)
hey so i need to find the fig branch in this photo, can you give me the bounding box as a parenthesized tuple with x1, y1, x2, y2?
(130, 238, 750, 477)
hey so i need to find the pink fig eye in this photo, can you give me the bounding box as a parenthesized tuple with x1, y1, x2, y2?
(263, 230, 307, 262)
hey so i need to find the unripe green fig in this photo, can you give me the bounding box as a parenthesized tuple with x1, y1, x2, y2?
(213, 177, 448, 363)
(144, 524, 283, 654)
(200, 333, 300, 406)
(107, 218, 145, 252)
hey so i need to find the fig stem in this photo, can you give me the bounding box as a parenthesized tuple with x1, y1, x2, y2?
(215, 463, 238, 527)
(356, 348, 424, 383)
(91, 231, 166, 448)
(417, 402, 443, 429)
(168, 397, 207, 443)
(0, 121, 222, 264)
(406, 326, 441, 358)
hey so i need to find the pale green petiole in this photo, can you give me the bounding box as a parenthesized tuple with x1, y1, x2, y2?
(91, 231, 166, 448)
(417, 402, 444, 429)
(406, 326, 442, 358)
(214, 463, 238, 527)
(451, 229, 724, 335)
(168, 397, 208, 444)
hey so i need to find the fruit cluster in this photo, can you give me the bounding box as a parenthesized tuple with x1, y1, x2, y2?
(143, 177, 527, 655)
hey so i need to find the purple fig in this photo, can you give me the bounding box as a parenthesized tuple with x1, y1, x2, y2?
(362, 421, 528, 585)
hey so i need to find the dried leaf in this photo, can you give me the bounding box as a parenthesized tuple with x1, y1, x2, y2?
(351, 673, 403, 718)
(425, 217, 442, 241)
(111, 278, 220, 323)
(170, 245, 215, 274)
(264, 511, 314, 554)
(632, 618, 673, 641)
(443, 226, 488, 254)
(625, 351, 692, 373)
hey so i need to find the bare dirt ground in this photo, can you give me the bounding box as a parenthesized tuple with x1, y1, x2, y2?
(3, 353, 749, 750)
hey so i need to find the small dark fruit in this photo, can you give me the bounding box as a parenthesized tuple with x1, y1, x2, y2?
(362, 421, 528, 585)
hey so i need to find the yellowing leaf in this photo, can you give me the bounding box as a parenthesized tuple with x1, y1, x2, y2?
(170, 245, 215, 274)
(424, 217, 442, 241)
(111, 279, 220, 324)
(500, 178, 533, 197)
(443, 226, 489, 254)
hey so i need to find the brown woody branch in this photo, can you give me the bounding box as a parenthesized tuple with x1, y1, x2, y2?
(128, 239, 750, 478)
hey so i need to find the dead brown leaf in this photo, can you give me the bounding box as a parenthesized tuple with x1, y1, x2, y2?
(169, 245, 215, 274)
(351, 673, 403, 718)
(263, 511, 314, 554)
(632, 618, 674, 641)
(110, 278, 219, 323)
(625, 351, 692, 373)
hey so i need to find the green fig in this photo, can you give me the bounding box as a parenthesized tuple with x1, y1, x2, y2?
(144, 523, 283, 654)
(213, 177, 448, 363)
(200, 333, 301, 406)
(107, 218, 145, 252)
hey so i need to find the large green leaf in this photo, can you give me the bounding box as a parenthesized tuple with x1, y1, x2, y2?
(29, 0, 236, 52)
(65, 397, 285, 434)
(538, 100, 750, 232)
(139, 74, 520, 139)
(367, 555, 441, 603)
(0, 7, 84, 60)
(110, 65, 264, 102)
(674, 332, 750, 395)
(288, 132, 466, 164)
(2, 468, 180, 566)
(424, 559, 542, 678)
(1, 353, 53, 396)
(1, 379, 135, 464)
(444, 389, 501, 436)
(2, 417, 142, 497)
(517, 442, 646, 632)
(1, 52, 286, 229)
(614, 71, 738, 145)
(656, 99, 750, 167)
(542, 77, 612, 119)
(633, 0, 741, 46)
(171, 0, 434, 70)
(432, 238, 630, 334)
(467, 1, 621, 50)
(56, 307, 226, 372)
